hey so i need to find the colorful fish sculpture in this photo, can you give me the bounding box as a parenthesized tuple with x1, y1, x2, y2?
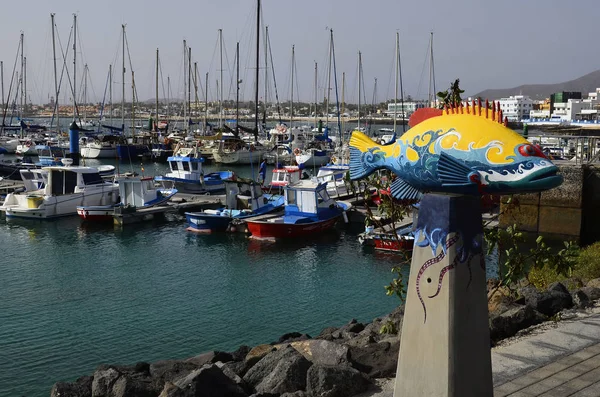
(349, 102, 562, 199)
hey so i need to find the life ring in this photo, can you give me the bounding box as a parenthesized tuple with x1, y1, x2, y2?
(331, 155, 337, 164)
(293, 148, 301, 156)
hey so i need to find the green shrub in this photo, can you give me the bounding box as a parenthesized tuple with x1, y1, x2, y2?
(573, 242, 600, 282)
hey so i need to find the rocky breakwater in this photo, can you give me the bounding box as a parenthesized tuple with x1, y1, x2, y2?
(51, 279, 600, 397)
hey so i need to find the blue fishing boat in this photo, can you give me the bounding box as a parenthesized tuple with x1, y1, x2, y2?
(155, 152, 234, 194)
(185, 179, 284, 233)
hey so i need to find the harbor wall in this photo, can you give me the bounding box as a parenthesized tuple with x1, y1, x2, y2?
(499, 164, 600, 244)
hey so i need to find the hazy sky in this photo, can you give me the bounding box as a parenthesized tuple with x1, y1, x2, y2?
(1, 0, 598, 105)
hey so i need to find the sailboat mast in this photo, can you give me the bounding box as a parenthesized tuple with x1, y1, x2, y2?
(155, 48, 159, 131)
(394, 32, 398, 133)
(218, 30, 223, 129)
(314, 62, 317, 129)
(23, 56, 27, 118)
(204, 72, 208, 134)
(254, 0, 260, 139)
(167, 76, 170, 126)
(290, 45, 294, 128)
(131, 70, 135, 136)
(236, 42, 240, 134)
(188, 46, 192, 130)
(357, 51, 361, 130)
(325, 31, 332, 127)
(73, 15, 77, 121)
(341, 71, 345, 134)
(121, 24, 125, 131)
(51, 14, 59, 132)
(399, 33, 406, 132)
(182, 40, 187, 131)
(264, 26, 269, 119)
(83, 64, 88, 121)
(1, 61, 4, 135)
(428, 31, 436, 107)
(109, 64, 112, 126)
(19, 32, 23, 138)
(194, 62, 199, 114)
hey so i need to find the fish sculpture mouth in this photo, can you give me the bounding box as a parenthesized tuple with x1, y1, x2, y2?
(522, 167, 563, 191)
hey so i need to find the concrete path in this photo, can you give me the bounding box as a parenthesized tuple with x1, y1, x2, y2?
(494, 312, 600, 396)
(358, 311, 600, 397)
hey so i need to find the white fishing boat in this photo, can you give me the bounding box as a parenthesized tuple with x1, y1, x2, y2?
(1, 161, 119, 219)
(77, 176, 177, 222)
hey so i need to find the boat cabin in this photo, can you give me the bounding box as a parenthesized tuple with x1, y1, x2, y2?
(19, 169, 48, 192)
(35, 145, 68, 166)
(38, 166, 105, 196)
(224, 179, 267, 211)
(270, 166, 301, 188)
(284, 180, 336, 217)
(316, 165, 348, 183)
(166, 155, 205, 181)
(117, 177, 159, 207)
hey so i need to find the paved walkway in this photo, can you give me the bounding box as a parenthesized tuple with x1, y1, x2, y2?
(358, 311, 600, 397)
(493, 313, 600, 396)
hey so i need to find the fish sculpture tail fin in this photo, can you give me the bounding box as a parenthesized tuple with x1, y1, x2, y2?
(349, 131, 383, 180)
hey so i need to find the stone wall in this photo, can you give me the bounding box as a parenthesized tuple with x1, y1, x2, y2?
(499, 164, 585, 241)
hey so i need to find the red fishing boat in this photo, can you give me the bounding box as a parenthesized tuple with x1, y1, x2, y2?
(245, 180, 351, 240)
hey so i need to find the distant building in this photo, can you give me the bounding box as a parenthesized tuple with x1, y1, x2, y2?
(498, 95, 533, 122)
(385, 102, 426, 118)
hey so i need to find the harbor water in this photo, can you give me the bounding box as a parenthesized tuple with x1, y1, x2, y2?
(0, 159, 407, 396)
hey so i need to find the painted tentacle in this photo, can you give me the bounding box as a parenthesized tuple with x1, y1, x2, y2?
(416, 235, 460, 323)
(428, 254, 460, 298)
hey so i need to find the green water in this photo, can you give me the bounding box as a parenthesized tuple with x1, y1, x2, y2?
(0, 198, 405, 396)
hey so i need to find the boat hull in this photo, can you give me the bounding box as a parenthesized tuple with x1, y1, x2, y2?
(81, 146, 117, 159)
(185, 213, 232, 233)
(213, 150, 266, 164)
(295, 152, 330, 167)
(246, 216, 339, 240)
(117, 144, 150, 160)
(77, 206, 114, 222)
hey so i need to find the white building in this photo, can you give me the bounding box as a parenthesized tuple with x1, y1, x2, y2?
(498, 95, 533, 122)
(385, 102, 426, 118)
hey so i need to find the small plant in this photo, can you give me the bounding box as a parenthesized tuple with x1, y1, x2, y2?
(385, 266, 407, 301)
(379, 320, 398, 335)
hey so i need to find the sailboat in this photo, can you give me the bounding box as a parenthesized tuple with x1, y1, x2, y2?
(213, 20, 268, 165)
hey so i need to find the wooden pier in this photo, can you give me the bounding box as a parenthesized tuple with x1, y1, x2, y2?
(113, 194, 224, 226)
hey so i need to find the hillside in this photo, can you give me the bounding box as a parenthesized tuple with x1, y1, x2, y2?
(474, 69, 600, 100)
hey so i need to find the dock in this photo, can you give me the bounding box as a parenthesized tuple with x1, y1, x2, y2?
(113, 194, 224, 226)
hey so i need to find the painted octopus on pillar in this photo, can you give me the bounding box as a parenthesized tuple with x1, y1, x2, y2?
(349, 100, 563, 323)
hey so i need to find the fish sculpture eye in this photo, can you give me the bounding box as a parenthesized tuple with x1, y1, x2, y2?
(518, 144, 547, 159)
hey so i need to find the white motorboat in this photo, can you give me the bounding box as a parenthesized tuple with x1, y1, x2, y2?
(1, 163, 119, 219)
(213, 136, 267, 165)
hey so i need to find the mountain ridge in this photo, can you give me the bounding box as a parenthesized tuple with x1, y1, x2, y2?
(473, 69, 600, 100)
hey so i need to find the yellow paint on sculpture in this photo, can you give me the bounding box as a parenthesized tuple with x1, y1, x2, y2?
(395, 106, 526, 165)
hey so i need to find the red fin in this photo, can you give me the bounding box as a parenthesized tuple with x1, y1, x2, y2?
(408, 108, 443, 128)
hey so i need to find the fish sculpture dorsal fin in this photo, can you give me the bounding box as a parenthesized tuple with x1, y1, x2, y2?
(408, 100, 508, 128)
(408, 108, 443, 128)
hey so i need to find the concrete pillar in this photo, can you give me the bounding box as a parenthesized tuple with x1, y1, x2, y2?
(394, 193, 492, 397)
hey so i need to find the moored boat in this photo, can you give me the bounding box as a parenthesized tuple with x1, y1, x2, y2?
(358, 223, 414, 253)
(185, 179, 284, 233)
(77, 176, 177, 222)
(155, 152, 234, 194)
(245, 179, 351, 240)
(1, 164, 119, 219)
